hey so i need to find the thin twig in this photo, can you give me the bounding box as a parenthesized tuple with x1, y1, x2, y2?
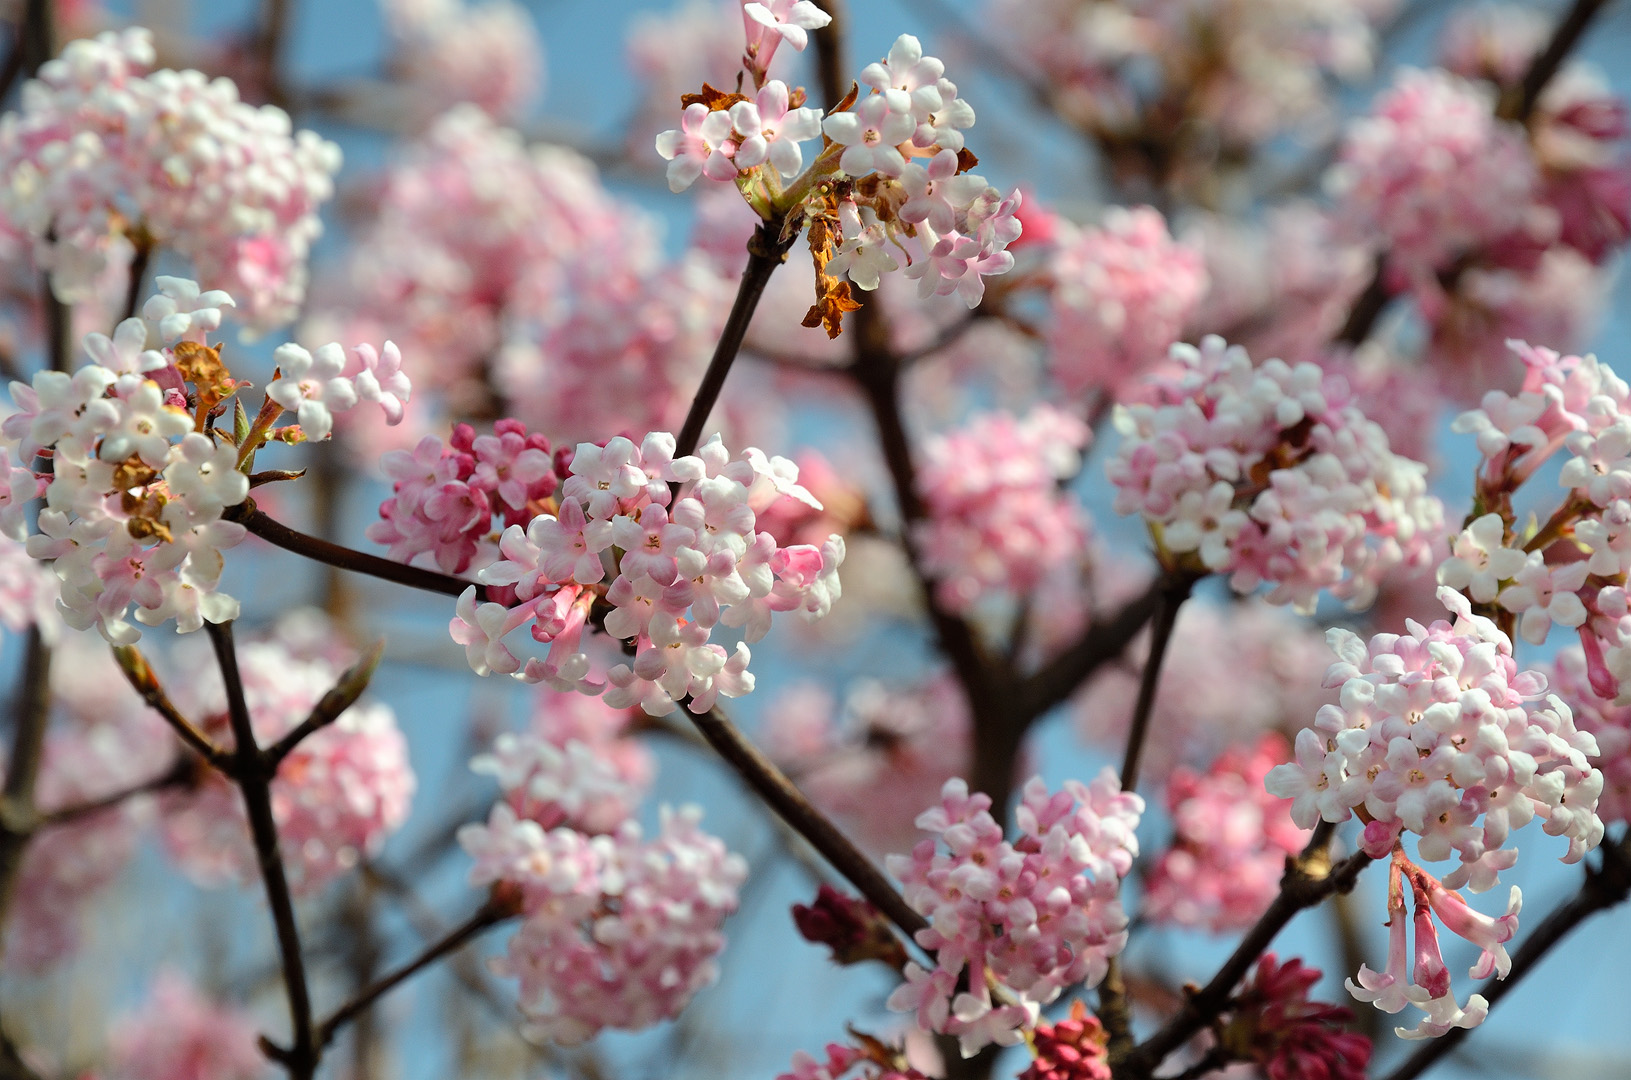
(120, 233, 152, 323)
(206, 621, 318, 1080)
(1378, 834, 1631, 1080)
(688, 706, 929, 943)
(1016, 577, 1168, 722)
(110, 644, 233, 770)
(225, 501, 484, 601)
(1115, 823, 1368, 1077)
(1118, 578, 1192, 793)
(37, 757, 194, 828)
(315, 894, 517, 1051)
(263, 640, 385, 769)
(674, 219, 796, 459)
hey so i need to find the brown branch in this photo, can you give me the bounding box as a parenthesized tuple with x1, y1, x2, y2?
(1016, 577, 1167, 722)
(675, 218, 797, 458)
(37, 757, 195, 828)
(110, 644, 232, 770)
(225, 501, 484, 601)
(1378, 833, 1631, 1080)
(0, 628, 50, 963)
(264, 640, 385, 769)
(206, 621, 318, 1080)
(1117, 577, 1192, 793)
(1114, 822, 1369, 1077)
(688, 706, 929, 943)
(252, 0, 292, 110)
(1505, 0, 1614, 123)
(315, 893, 517, 1052)
(120, 231, 152, 324)
(1333, 258, 1391, 347)
(17, 0, 52, 83)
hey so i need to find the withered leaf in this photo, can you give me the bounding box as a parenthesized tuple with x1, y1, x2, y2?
(955, 147, 980, 174)
(680, 82, 750, 112)
(803, 281, 862, 339)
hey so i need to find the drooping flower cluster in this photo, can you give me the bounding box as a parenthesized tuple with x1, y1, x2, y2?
(1222, 955, 1371, 1080)
(653, 33, 1021, 322)
(443, 431, 844, 715)
(1047, 208, 1208, 399)
(0, 30, 341, 328)
(368, 420, 558, 575)
(1266, 588, 1602, 1033)
(1143, 734, 1311, 933)
(162, 627, 415, 895)
(1107, 335, 1443, 612)
(459, 800, 745, 1045)
(761, 675, 971, 857)
(380, 0, 543, 123)
(887, 773, 1142, 1056)
(1345, 846, 1517, 1039)
(914, 405, 1091, 613)
(105, 970, 268, 1080)
(11, 278, 407, 643)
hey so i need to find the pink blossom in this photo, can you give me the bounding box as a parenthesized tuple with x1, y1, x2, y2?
(108, 971, 267, 1080)
(656, 103, 741, 193)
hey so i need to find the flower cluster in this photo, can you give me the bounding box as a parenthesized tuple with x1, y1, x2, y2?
(460, 801, 746, 1045)
(318, 106, 727, 439)
(1143, 734, 1311, 933)
(1223, 955, 1371, 1080)
(1266, 588, 1603, 1033)
(106, 970, 268, 1080)
(369, 420, 558, 575)
(11, 278, 407, 643)
(1018, 1001, 1110, 1080)
(778, 1039, 928, 1080)
(7, 636, 174, 972)
(380, 0, 543, 123)
(1107, 336, 1443, 612)
(1549, 647, 1631, 824)
(1047, 208, 1208, 399)
(654, 33, 1021, 322)
(0, 30, 340, 328)
(443, 431, 844, 715)
(760, 675, 971, 857)
(1329, 68, 1536, 292)
(1345, 846, 1517, 1039)
(887, 773, 1142, 1056)
(1442, 341, 1631, 705)
(163, 628, 415, 895)
(914, 405, 1091, 613)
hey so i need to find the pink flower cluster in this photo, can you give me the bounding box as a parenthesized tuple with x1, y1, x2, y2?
(368, 420, 557, 575)
(1445, 341, 1631, 701)
(914, 405, 1092, 612)
(163, 628, 415, 895)
(380, 0, 543, 123)
(886, 773, 1142, 1056)
(653, 33, 1022, 309)
(760, 675, 971, 858)
(1143, 734, 1311, 933)
(10, 278, 406, 643)
(778, 1041, 927, 1080)
(1345, 846, 1518, 1039)
(1107, 336, 1442, 612)
(7, 636, 174, 972)
(0, 30, 340, 329)
(459, 802, 746, 1045)
(1229, 955, 1370, 1080)
(1018, 1001, 1110, 1080)
(986, 0, 1381, 151)
(320, 106, 727, 439)
(446, 431, 844, 715)
(1549, 647, 1631, 824)
(1047, 207, 1208, 399)
(105, 970, 267, 1080)
(1329, 68, 1536, 292)
(1266, 588, 1603, 1034)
